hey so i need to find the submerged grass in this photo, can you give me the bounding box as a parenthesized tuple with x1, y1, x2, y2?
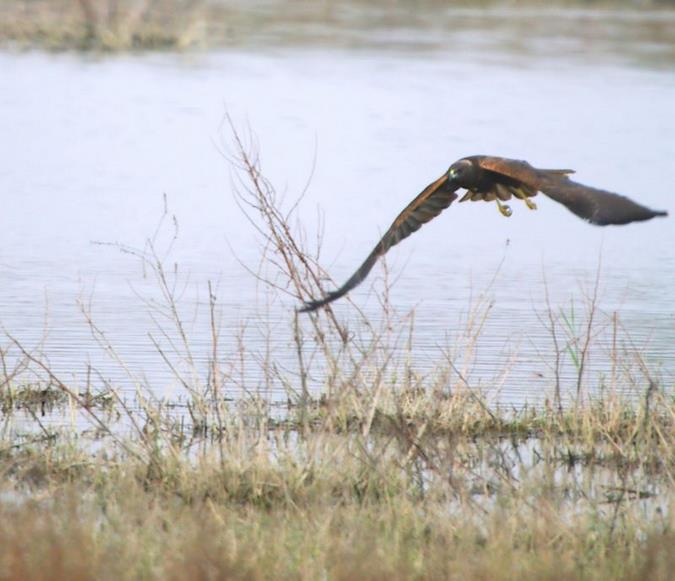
(1, 124, 673, 579)
(1, 390, 673, 579)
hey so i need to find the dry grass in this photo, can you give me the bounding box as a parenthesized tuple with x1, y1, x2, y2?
(1, 396, 673, 579)
(0, 484, 672, 580)
(0, 123, 673, 579)
(0, 0, 206, 51)
(0, 0, 673, 52)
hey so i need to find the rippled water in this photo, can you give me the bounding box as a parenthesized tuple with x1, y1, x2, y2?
(1, 7, 674, 405)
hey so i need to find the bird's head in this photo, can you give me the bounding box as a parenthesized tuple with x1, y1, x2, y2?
(446, 158, 477, 188)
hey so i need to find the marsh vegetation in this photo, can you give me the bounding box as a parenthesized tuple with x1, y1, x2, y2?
(1, 0, 674, 52)
(1, 129, 672, 579)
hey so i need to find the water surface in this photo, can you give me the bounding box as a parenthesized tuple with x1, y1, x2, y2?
(1, 7, 674, 406)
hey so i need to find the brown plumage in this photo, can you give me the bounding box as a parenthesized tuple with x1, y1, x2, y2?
(299, 155, 667, 313)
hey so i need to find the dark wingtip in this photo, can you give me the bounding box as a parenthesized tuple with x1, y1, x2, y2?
(297, 294, 336, 314)
(642, 208, 668, 222)
(297, 278, 357, 314)
(297, 300, 322, 314)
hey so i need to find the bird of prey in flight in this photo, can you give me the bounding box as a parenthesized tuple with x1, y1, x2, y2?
(299, 155, 667, 313)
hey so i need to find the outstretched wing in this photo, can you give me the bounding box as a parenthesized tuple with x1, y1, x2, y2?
(299, 174, 458, 313)
(477, 156, 667, 226)
(537, 177, 668, 225)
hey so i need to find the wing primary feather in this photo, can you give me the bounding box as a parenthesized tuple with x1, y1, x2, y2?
(539, 174, 668, 226)
(299, 175, 458, 313)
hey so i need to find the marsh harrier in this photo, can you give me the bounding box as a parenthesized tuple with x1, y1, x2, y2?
(299, 156, 667, 313)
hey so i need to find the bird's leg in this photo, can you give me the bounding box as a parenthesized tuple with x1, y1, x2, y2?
(496, 199, 512, 217)
(512, 187, 538, 210)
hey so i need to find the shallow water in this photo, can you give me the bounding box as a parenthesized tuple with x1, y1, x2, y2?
(1, 7, 674, 405)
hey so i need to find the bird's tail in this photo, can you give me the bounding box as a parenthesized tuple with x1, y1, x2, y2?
(537, 168, 575, 177)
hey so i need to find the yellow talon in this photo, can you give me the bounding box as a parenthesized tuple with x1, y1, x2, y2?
(496, 199, 512, 217)
(512, 187, 538, 210)
(524, 197, 537, 210)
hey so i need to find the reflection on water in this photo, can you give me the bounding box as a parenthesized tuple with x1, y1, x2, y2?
(0, 7, 673, 405)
